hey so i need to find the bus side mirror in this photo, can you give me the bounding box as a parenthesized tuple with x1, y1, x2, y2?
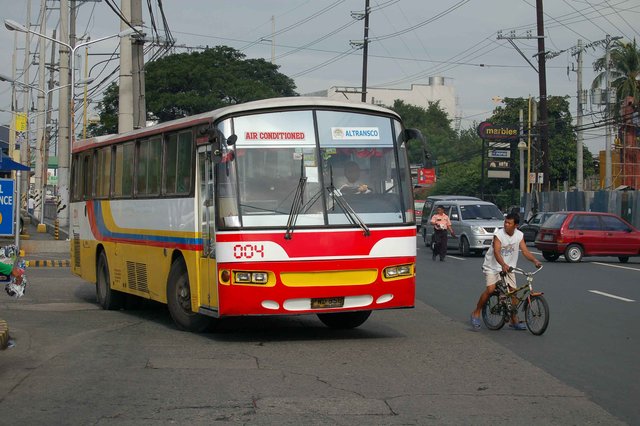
(209, 130, 237, 163)
(404, 128, 429, 166)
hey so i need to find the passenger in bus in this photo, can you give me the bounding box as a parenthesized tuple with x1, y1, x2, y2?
(340, 161, 371, 195)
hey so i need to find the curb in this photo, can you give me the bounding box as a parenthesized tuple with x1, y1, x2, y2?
(25, 260, 71, 268)
(0, 319, 8, 350)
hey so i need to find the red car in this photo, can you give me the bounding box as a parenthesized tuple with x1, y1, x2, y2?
(535, 211, 640, 263)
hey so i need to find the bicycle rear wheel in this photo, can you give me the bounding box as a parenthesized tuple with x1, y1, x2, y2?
(525, 295, 549, 335)
(482, 293, 506, 330)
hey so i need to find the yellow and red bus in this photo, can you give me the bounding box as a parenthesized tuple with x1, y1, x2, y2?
(70, 97, 421, 331)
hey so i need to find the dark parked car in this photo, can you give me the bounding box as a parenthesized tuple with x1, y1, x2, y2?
(535, 211, 640, 263)
(519, 212, 555, 242)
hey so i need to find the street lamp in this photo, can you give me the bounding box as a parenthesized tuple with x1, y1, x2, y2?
(518, 140, 527, 209)
(4, 19, 140, 235)
(0, 74, 94, 229)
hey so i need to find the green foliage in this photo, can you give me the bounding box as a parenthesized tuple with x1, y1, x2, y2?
(432, 128, 483, 196)
(389, 95, 595, 208)
(87, 82, 119, 136)
(592, 39, 640, 114)
(491, 96, 595, 190)
(389, 100, 457, 165)
(89, 46, 298, 136)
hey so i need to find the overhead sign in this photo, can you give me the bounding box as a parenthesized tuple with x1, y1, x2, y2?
(488, 149, 511, 158)
(488, 160, 510, 169)
(488, 142, 511, 149)
(15, 113, 27, 132)
(417, 168, 436, 185)
(488, 170, 510, 179)
(477, 122, 519, 140)
(0, 179, 15, 236)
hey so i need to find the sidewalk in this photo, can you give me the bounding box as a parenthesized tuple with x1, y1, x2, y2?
(1, 217, 69, 350)
(1, 216, 70, 265)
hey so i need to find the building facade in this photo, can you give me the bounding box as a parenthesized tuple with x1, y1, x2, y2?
(306, 77, 457, 121)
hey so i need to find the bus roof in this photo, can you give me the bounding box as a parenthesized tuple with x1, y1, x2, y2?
(74, 97, 401, 152)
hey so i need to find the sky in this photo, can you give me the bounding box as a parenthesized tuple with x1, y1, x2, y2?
(0, 0, 638, 154)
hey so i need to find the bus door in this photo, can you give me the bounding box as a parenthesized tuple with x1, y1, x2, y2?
(197, 146, 219, 312)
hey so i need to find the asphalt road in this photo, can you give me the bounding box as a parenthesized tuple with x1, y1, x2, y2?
(416, 238, 640, 425)
(0, 261, 630, 424)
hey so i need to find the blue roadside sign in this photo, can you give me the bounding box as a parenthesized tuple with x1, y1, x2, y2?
(0, 179, 15, 236)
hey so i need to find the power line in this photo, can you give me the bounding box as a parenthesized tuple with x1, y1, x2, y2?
(369, 0, 471, 42)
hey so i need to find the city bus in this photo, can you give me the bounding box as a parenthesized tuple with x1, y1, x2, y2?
(70, 97, 422, 331)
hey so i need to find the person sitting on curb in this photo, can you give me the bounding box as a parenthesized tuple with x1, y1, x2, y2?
(0, 263, 24, 285)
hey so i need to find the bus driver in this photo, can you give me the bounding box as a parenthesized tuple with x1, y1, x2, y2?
(340, 161, 371, 195)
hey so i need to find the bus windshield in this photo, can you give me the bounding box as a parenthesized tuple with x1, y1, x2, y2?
(216, 109, 411, 229)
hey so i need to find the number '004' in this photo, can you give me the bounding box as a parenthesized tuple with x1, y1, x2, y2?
(233, 244, 265, 259)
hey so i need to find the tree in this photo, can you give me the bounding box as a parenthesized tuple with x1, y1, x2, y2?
(86, 82, 119, 136)
(89, 46, 298, 136)
(389, 100, 457, 165)
(592, 39, 640, 114)
(489, 96, 595, 191)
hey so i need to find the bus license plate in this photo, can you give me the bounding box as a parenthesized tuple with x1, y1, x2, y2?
(311, 297, 344, 309)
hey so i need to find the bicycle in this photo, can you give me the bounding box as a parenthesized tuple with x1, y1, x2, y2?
(482, 265, 549, 336)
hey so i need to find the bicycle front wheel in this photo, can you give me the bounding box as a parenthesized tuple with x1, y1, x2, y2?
(482, 293, 506, 330)
(525, 295, 550, 335)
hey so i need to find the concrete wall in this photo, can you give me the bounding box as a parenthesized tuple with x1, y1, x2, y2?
(522, 190, 640, 228)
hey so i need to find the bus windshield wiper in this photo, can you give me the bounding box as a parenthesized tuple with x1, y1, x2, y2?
(327, 186, 370, 236)
(326, 166, 370, 236)
(285, 158, 307, 240)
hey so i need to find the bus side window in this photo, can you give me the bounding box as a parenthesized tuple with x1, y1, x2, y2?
(113, 142, 134, 198)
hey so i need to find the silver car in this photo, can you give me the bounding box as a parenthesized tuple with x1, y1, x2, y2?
(422, 199, 504, 256)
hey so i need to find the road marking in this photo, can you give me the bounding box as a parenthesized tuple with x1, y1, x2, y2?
(446, 255, 466, 260)
(592, 262, 640, 272)
(588, 290, 635, 302)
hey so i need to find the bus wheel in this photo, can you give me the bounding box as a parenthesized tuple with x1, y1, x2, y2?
(167, 258, 211, 332)
(317, 310, 372, 329)
(96, 251, 123, 310)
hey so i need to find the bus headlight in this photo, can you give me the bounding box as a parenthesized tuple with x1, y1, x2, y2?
(383, 264, 412, 279)
(234, 271, 269, 284)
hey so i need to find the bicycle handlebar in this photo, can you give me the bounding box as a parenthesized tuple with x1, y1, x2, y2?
(509, 265, 543, 276)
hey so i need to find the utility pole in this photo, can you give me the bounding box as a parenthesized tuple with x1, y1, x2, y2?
(572, 39, 584, 191)
(34, 0, 47, 227)
(360, 0, 369, 103)
(119, 0, 133, 132)
(57, 0, 70, 232)
(349, 1, 369, 102)
(131, 0, 145, 128)
(603, 35, 620, 190)
(119, 0, 145, 131)
(270, 15, 275, 63)
(535, 0, 550, 192)
(8, 31, 18, 162)
(44, 29, 57, 219)
(20, 0, 32, 203)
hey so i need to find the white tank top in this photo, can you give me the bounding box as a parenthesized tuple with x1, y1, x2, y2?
(482, 228, 524, 273)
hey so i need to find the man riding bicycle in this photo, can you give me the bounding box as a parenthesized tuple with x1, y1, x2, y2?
(470, 213, 541, 331)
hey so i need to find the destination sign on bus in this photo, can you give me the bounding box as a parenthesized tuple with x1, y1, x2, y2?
(331, 127, 380, 140)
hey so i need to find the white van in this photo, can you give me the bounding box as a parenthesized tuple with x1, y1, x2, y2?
(422, 199, 504, 256)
